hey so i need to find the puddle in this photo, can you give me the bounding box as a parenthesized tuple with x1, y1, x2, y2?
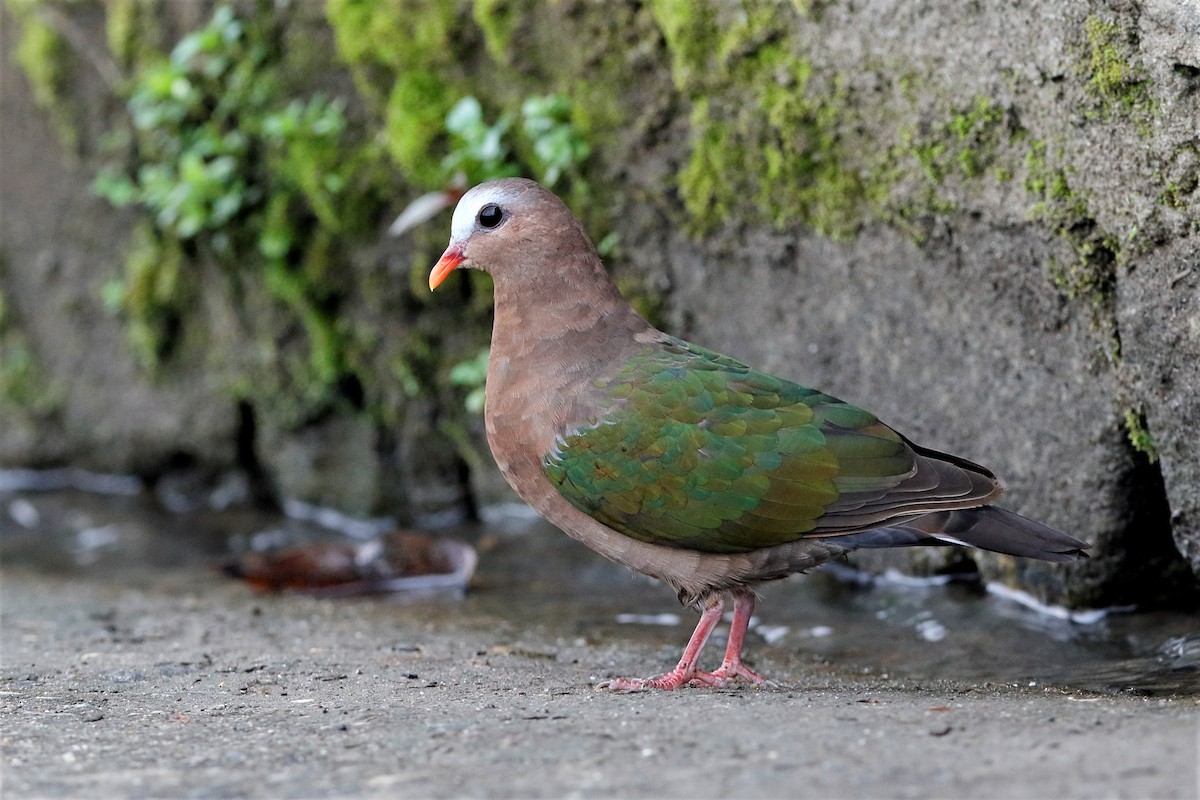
(1, 480, 1196, 696)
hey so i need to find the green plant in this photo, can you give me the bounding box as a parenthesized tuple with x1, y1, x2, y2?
(441, 96, 521, 184)
(440, 93, 590, 189)
(94, 4, 384, 398)
(96, 6, 261, 243)
(448, 347, 489, 415)
(521, 94, 590, 188)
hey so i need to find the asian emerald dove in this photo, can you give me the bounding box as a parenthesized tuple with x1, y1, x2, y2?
(429, 178, 1087, 691)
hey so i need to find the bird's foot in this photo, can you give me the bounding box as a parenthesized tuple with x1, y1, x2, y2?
(596, 666, 698, 692)
(597, 661, 772, 692)
(689, 660, 773, 688)
(597, 590, 774, 692)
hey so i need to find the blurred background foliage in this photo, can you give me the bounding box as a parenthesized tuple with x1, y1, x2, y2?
(3, 0, 678, 521)
(7, 0, 621, 434)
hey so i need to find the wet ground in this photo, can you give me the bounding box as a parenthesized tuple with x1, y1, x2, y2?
(2, 478, 1199, 798)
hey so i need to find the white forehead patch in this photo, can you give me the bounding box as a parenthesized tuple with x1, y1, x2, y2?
(450, 184, 514, 243)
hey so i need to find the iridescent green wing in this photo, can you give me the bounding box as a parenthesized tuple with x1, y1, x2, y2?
(541, 339, 915, 554)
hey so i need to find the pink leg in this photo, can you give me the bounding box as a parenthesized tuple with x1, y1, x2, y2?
(599, 596, 725, 691)
(691, 590, 770, 687)
(599, 590, 773, 691)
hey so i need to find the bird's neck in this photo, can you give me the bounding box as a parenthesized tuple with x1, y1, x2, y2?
(484, 259, 656, 455)
(488, 260, 653, 374)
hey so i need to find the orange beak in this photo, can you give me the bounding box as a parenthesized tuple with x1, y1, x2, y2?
(429, 245, 465, 291)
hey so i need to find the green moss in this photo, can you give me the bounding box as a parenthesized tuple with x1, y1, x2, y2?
(1024, 140, 1083, 210)
(790, 0, 826, 17)
(1123, 409, 1158, 463)
(326, 0, 464, 189)
(650, 4, 1023, 245)
(10, 1, 65, 104)
(650, 0, 864, 239)
(104, 222, 189, 368)
(472, 0, 519, 64)
(1156, 143, 1199, 216)
(1082, 15, 1156, 127)
(382, 68, 460, 188)
(649, 0, 718, 92)
(0, 286, 61, 415)
(105, 0, 137, 65)
(1161, 179, 1191, 210)
(105, 0, 163, 70)
(1023, 140, 1119, 314)
(8, 0, 78, 150)
(676, 98, 730, 224)
(948, 96, 1006, 178)
(894, 96, 1007, 187)
(864, 94, 1014, 241)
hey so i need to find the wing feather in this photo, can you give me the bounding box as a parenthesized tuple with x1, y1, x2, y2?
(542, 339, 1000, 554)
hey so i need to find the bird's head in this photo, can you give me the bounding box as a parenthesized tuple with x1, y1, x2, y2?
(429, 178, 596, 292)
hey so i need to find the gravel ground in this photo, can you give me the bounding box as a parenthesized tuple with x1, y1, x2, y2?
(2, 512, 1198, 799)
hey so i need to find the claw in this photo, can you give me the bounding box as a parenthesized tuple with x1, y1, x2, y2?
(691, 662, 772, 688)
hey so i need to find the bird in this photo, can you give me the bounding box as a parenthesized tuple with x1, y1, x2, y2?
(428, 177, 1088, 691)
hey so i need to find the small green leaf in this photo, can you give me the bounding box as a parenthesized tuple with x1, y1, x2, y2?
(445, 96, 483, 135)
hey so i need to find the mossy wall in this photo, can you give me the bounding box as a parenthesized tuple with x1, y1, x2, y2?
(2, 0, 1197, 605)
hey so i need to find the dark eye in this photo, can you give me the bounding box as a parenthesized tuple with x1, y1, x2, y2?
(477, 203, 504, 229)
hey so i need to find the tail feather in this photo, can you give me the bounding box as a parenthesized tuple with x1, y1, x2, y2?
(837, 506, 1088, 563)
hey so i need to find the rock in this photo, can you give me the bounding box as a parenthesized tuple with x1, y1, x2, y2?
(0, 9, 238, 476)
(1118, 234, 1200, 580)
(1, 0, 1196, 606)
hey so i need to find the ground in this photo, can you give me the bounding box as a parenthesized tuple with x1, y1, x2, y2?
(2, 511, 1197, 799)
